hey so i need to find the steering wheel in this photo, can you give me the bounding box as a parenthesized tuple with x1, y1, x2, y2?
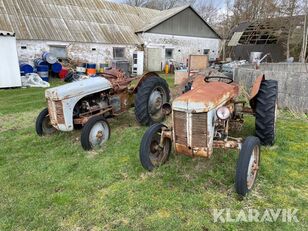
(204, 75, 233, 84)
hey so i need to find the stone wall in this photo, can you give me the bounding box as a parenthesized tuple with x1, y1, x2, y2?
(234, 63, 308, 113)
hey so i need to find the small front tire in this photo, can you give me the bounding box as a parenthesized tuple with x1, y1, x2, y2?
(80, 115, 110, 151)
(139, 123, 171, 171)
(35, 108, 57, 136)
(235, 136, 261, 197)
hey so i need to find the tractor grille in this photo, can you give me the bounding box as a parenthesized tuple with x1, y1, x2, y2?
(173, 111, 187, 144)
(173, 110, 208, 147)
(191, 113, 207, 147)
(48, 100, 65, 124)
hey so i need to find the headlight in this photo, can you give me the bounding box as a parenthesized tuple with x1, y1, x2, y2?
(216, 106, 231, 120)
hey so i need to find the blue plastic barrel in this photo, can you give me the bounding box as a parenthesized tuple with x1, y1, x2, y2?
(34, 58, 48, 67)
(42, 52, 57, 64)
(51, 62, 62, 73)
(20, 63, 34, 76)
(86, 63, 96, 69)
(37, 65, 49, 82)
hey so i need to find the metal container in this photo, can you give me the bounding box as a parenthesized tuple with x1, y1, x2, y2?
(37, 65, 49, 82)
(19, 63, 33, 76)
(51, 62, 62, 73)
(34, 58, 48, 67)
(250, 52, 263, 63)
(42, 51, 58, 64)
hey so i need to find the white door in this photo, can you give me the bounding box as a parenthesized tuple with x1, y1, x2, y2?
(147, 48, 162, 71)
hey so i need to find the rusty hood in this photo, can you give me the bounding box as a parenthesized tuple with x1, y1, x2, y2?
(45, 77, 112, 100)
(173, 77, 239, 113)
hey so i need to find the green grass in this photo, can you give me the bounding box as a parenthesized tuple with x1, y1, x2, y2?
(0, 77, 307, 230)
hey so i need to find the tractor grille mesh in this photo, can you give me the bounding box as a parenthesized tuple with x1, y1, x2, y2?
(173, 110, 207, 147)
(191, 113, 207, 147)
(173, 111, 187, 145)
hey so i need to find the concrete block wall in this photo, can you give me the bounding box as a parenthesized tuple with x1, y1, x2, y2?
(234, 64, 308, 113)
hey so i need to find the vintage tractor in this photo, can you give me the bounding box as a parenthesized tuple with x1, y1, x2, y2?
(35, 68, 170, 150)
(139, 74, 278, 196)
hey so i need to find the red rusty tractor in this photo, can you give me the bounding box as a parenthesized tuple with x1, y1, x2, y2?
(139, 74, 278, 196)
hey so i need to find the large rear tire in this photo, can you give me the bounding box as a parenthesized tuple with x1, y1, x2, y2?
(255, 80, 278, 145)
(135, 76, 170, 126)
(139, 123, 171, 171)
(235, 136, 261, 197)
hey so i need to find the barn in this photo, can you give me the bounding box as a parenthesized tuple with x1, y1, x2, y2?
(0, 0, 221, 72)
(227, 15, 305, 62)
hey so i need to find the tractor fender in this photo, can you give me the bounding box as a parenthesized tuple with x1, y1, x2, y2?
(132, 72, 160, 93)
(249, 74, 265, 110)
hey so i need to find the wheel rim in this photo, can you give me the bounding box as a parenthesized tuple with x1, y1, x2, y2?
(42, 115, 56, 134)
(247, 145, 260, 189)
(148, 86, 167, 122)
(89, 121, 109, 148)
(149, 130, 170, 167)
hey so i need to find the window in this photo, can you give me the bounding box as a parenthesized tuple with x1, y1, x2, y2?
(113, 47, 125, 59)
(165, 48, 174, 59)
(49, 45, 67, 58)
(203, 49, 210, 55)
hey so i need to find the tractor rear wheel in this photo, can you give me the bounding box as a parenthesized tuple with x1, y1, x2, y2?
(135, 76, 170, 126)
(139, 123, 171, 171)
(235, 136, 261, 197)
(255, 80, 278, 145)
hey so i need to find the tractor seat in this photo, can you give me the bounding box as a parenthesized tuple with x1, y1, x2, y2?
(173, 76, 239, 113)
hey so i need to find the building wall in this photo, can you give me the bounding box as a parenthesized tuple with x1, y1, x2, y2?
(140, 33, 220, 71)
(16, 40, 137, 66)
(148, 8, 218, 39)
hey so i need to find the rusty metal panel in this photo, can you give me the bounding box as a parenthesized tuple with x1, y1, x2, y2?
(191, 113, 207, 147)
(173, 110, 187, 145)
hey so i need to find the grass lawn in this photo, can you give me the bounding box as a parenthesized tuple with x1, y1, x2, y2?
(0, 75, 307, 230)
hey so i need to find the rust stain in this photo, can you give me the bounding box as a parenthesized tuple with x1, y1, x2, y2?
(250, 75, 265, 100)
(175, 75, 239, 111)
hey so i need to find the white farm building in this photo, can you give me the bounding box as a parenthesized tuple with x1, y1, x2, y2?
(0, 0, 221, 72)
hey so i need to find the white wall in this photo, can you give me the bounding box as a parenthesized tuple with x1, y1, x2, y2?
(139, 33, 221, 70)
(16, 40, 137, 66)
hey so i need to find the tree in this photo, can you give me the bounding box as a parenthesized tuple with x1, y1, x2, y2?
(124, 0, 196, 10)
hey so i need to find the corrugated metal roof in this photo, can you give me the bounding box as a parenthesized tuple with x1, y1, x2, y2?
(0, 30, 15, 36)
(0, 0, 161, 44)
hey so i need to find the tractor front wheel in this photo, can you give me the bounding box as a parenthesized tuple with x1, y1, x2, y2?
(139, 123, 171, 171)
(35, 108, 57, 136)
(235, 136, 261, 197)
(80, 115, 110, 150)
(135, 75, 170, 126)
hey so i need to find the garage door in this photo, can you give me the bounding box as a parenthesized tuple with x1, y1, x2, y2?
(147, 48, 162, 71)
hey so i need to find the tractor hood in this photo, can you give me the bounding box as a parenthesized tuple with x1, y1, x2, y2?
(173, 79, 239, 113)
(45, 77, 112, 100)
